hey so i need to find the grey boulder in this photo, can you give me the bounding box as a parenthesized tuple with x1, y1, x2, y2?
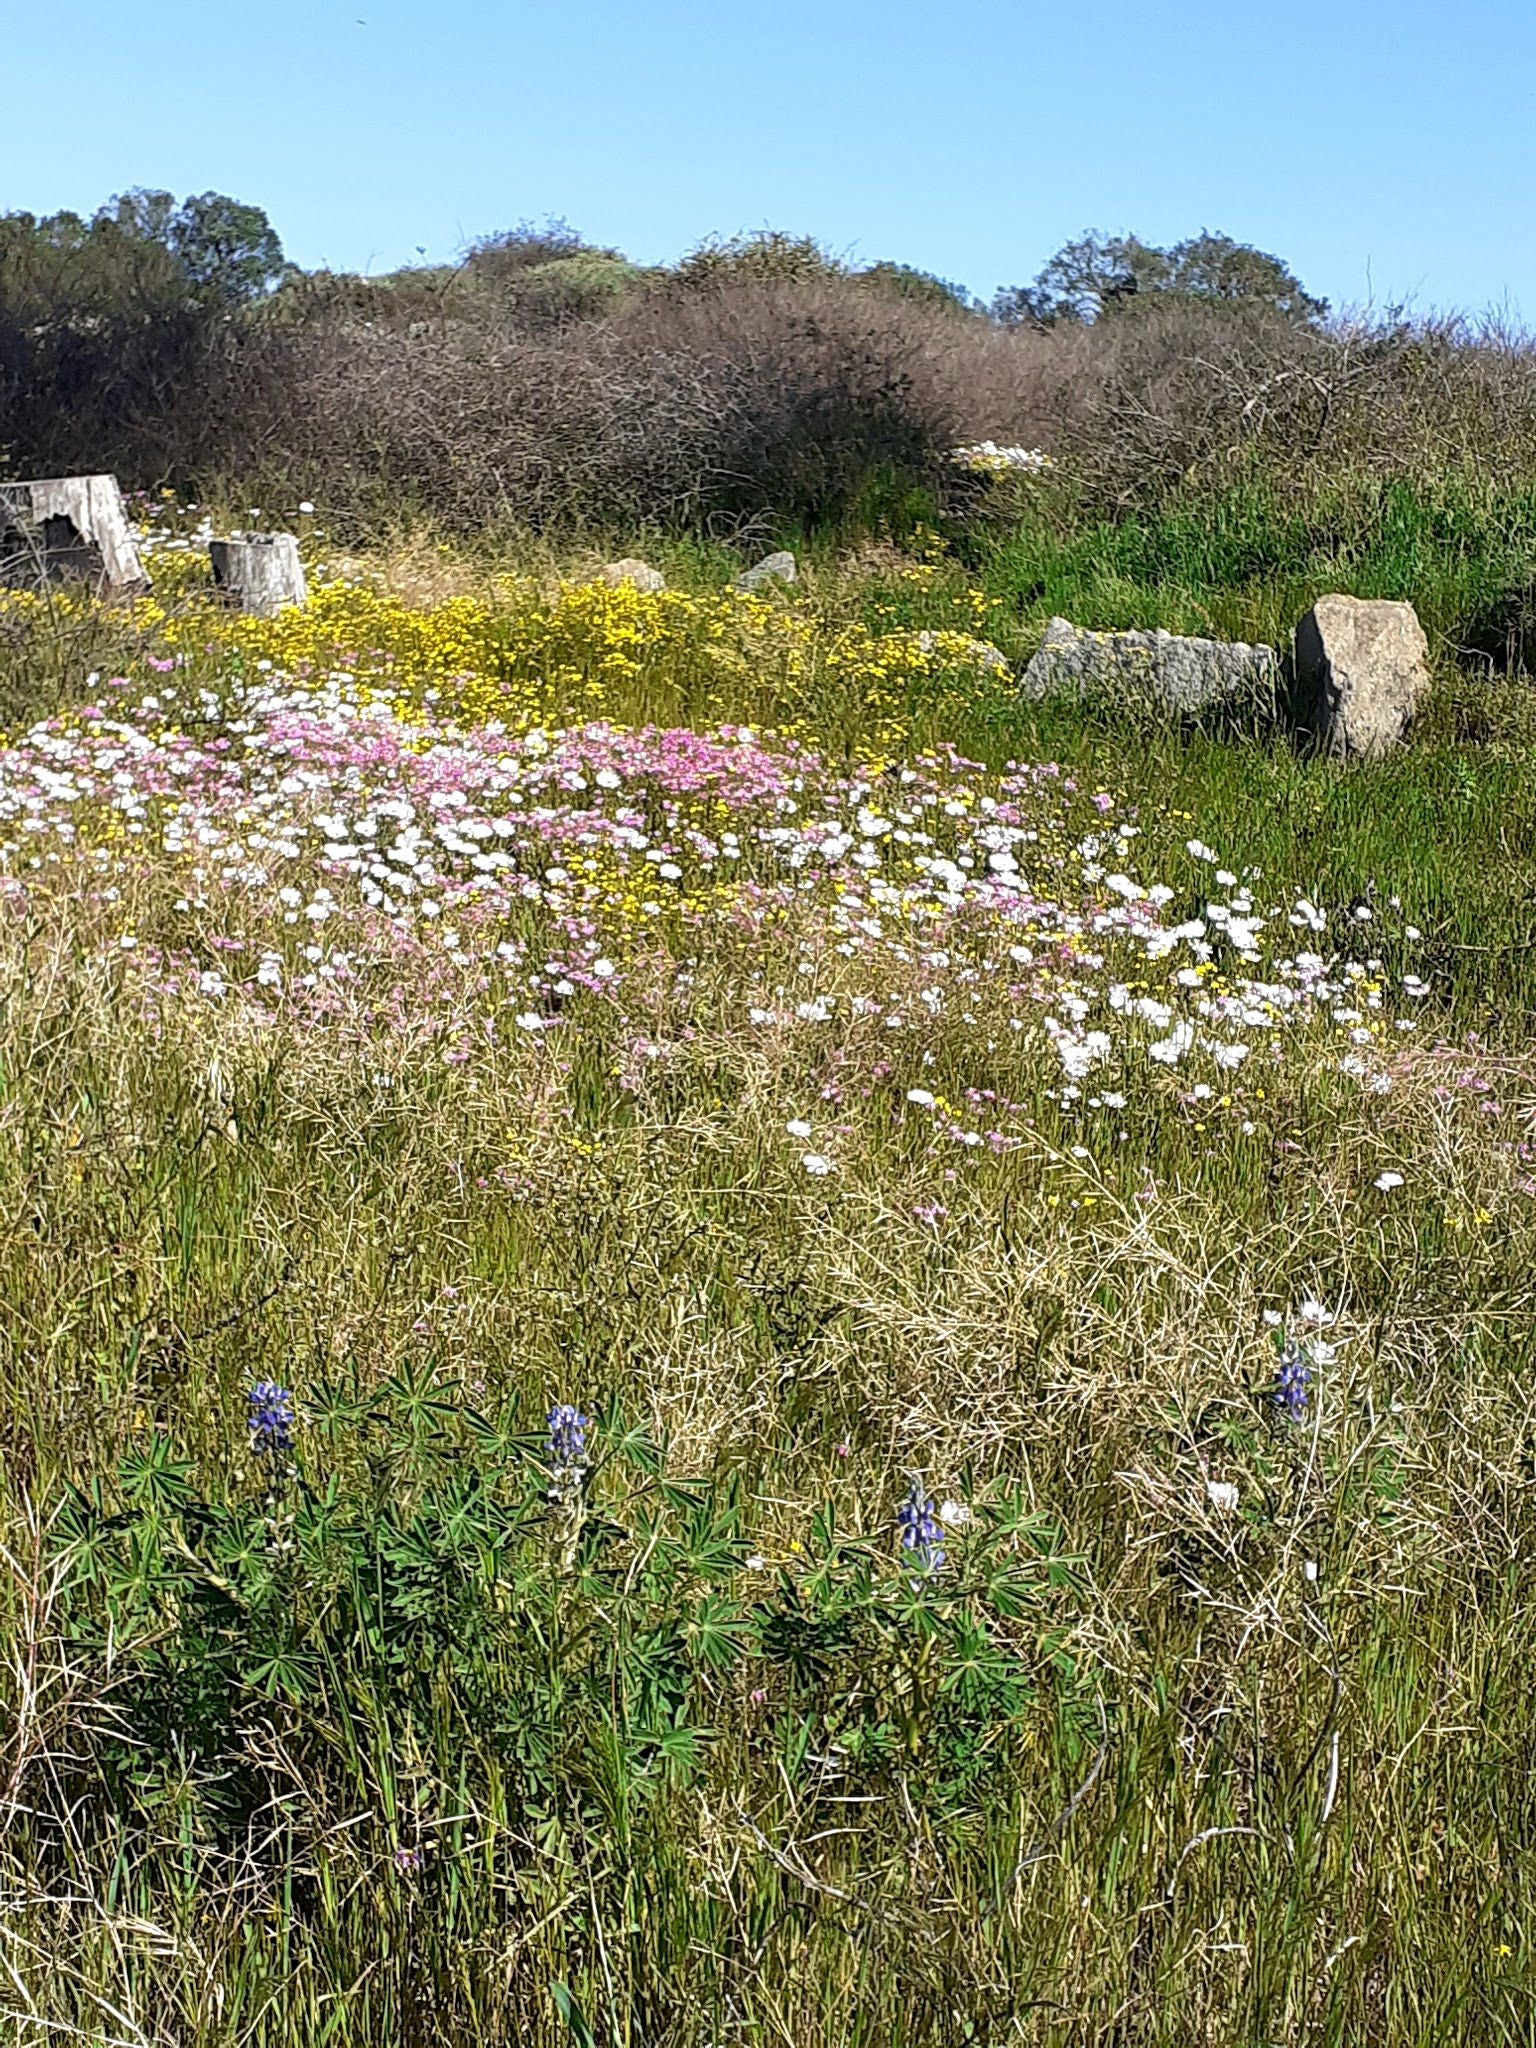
(1292, 595, 1429, 758)
(600, 557, 666, 593)
(1022, 617, 1278, 712)
(733, 550, 797, 593)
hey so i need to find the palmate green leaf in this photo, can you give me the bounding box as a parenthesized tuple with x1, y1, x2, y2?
(305, 1378, 368, 1440)
(597, 1414, 663, 1477)
(50, 1480, 122, 1587)
(634, 1715, 711, 1786)
(242, 1647, 317, 1702)
(117, 1434, 196, 1511)
(374, 1358, 463, 1436)
(684, 1592, 756, 1669)
(460, 1401, 532, 1464)
(985, 1566, 1050, 1619)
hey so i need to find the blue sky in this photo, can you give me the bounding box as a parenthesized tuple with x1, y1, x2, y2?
(3, 0, 1533, 318)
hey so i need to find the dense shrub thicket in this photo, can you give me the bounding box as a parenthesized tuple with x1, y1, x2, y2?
(10, 195, 1536, 538)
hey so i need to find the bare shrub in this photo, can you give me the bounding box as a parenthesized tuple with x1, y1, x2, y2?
(1019, 300, 1536, 508)
(228, 276, 1058, 536)
(15, 239, 1536, 541)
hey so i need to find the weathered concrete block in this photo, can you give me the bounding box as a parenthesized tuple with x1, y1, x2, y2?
(209, 533, 308, 616)
(0, 475, 148, 595)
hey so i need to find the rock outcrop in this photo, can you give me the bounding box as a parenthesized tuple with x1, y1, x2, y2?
(733, 550, 797, 592)
(600, 558, 666, 593)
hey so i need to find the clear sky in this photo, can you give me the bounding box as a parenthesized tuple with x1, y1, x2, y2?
(3, 0, 1532, 318)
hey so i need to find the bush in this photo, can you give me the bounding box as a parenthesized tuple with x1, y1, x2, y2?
(15, 196, 1536, 548)
(212, 275, 1047, 537)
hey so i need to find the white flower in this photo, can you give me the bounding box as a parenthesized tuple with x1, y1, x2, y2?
(906, 1088, 935, 1107)
(1297, 1299, 1336, 1326)
(1205, 1480, 1240, 1513)
(1373, 1170, 1404, 1191)
(800, 1152, 834, 1177)
(786, 1118, 813, 1139)
(937, 1500, 971, 1528)
(1148, 1022, 1196, 1066)
(514, 1011, 545, 1033)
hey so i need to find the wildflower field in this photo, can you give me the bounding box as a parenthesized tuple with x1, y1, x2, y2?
(0, 510, 1534, 2047)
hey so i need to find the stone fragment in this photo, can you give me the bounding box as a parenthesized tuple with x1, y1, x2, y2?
(916, 629, 1011, 675)
(1291, 595, 1429, 758)
(600, 558, 666, 593)
(733, 550, 797, 592)
(0, 475, 148, 595)
(1022, 617, 1278, 713)
(209, 533, 308, 616)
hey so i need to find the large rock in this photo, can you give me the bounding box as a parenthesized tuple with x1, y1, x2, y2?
(1022, 617, 1278, 713)
(733, 550, 797, 593)
(0, 475, 148, 595)
(1292, 595, 1429, 758)
(600, 557, 666, 594)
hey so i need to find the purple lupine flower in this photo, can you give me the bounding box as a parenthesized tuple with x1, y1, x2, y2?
(1274, 1340, 1311, 1422)
(248, 1380, 295, 1455)
(546, 1403, 589, 1474)
(897, 1481, 944, 1572)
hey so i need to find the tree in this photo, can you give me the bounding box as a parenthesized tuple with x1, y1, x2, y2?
(165, 192, 286, 305)
(0, 189, 285, 319)
(859, 262, 977, 314)
(994, 229, 1326, 327)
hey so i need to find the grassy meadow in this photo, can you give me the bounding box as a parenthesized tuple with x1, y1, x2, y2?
(0, 482, 1533, 2047)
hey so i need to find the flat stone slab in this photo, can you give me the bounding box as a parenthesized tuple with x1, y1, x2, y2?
(1022, 616, 1278, 713)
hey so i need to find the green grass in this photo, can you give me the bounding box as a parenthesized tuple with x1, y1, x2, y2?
(1, 494, 1535, 2044)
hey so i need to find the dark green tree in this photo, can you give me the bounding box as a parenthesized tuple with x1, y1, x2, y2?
(994, 229, 1326, 327)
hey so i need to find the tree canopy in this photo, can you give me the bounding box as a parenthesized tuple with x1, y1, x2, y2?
(0, 189, 285, 320)
(994, 230, 1328, 327)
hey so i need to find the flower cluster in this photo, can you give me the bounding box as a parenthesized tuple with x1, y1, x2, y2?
(546, 1402, 589, 1475)
(897, 1482, 945, 1572)
(1273, 1340, 1312, 1422)
(248, 1380, 295, 1456)
(951, 442, 1052, 474)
